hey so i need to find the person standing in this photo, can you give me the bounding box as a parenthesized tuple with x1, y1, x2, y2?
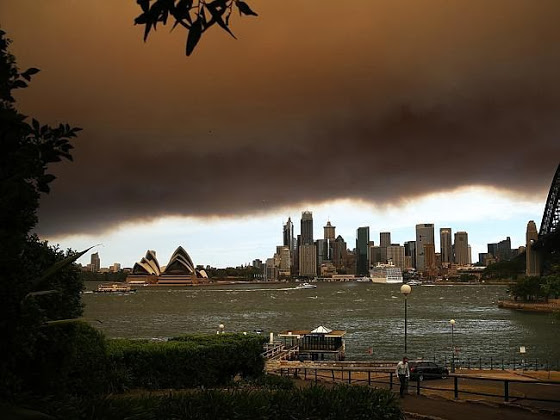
(396, 357, 410, 397)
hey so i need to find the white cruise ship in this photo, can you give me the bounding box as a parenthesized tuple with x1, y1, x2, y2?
(369, 263, 403, 284)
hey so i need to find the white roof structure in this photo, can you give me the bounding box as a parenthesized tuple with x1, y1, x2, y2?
(311, 325, 332, 334)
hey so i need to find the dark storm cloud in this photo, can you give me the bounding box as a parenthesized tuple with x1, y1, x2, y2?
(2, 1, 559, 236)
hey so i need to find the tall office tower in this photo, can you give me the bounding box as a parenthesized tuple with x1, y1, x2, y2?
(440, 228, 453, 265)
(275, 246, 291, 277)
(301, 211, 314, 245)
(423, 243, 436, 270)
(315, 239, 326, 273)
(283, 217, 294, 251)
(380, 232, 391, 248)
(467, 246, 472, 264)
(332, 235, 347, 268)
(497, 237, 512, 261)
(356, 227, 370, 276)
(404, 241, 416, 269)
(454, 231, 469, 265)
(324, 221, 335, 241)
(90, 252, 101, 272)
(415, 224, 434, 271)
(526, 220, 541, 276)
(387, 245, 406, 269)
(299, 244, 317, 277)
(487, 243, 498, 258)
(370, 246, 382, 266)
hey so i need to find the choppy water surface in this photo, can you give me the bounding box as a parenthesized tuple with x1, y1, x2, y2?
(83, 282, 559, 362)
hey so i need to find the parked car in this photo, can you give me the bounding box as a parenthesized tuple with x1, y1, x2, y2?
(409, 361, 449, 381)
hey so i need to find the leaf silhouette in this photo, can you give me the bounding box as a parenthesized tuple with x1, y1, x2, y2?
(236, 1, 258, 16)
(186, 19, 202, 56)
(207, 1, 237, 39)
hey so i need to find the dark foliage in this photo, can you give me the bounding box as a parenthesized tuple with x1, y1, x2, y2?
(106, 333, 266, 390)
(134, 0, 258, 56)
(0, 30, 81, 398)
(26, 385, 404, 420)
(482, 253, 526, 280)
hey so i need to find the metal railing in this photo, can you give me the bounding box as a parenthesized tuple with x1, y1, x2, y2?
(270, 366, 560, 405)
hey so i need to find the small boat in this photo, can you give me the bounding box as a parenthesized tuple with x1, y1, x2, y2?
(94, 283, 137, 294)
(406, 280, 423, 286)
(296, 282, 317, 289)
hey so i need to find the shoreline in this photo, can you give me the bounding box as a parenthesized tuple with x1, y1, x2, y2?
(498, 299, 560, 313)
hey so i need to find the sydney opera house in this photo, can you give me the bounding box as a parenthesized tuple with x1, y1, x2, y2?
(127, 247, 208, 285)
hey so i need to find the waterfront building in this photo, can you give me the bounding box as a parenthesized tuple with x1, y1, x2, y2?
(497, 237, 512, 261)
(275, 246, 291, 278)
(526, 220, 541, 276)
(265, 257, 278, 281)
(299, 244, 317, 277)
(440, 228, 452, 265)
(369, 245, 382, 267)
(380, 232, 391, 248)
(332, 235, 347, 269)
(90, 252, 101, 273)
(129, 247, 207, 285)
(416, 224, 434, 271)
(356, 227, 370, 276)
(324, 221, 335, 241)
(252, 259, 263, 270)
(283, 217, 294, 252)
(423, 243, 436, 273)
(404, 241, 416, 269)
(301, 211, 314, 245)
(454, 231, 469, 265)
(487, 243, 498, 259)
(387, 244, 405, 270)
(315, 239, 326, 273)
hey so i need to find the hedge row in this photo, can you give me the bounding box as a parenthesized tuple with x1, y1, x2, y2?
(32, 385, 404, 420)
(107, 333, 266, 390)
(18, 322, 266, 397)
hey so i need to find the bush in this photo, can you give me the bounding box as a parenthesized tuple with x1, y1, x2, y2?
(21, 321, 108, 397)
(106, 333, 266, 390)
(30, 385, 403, 420)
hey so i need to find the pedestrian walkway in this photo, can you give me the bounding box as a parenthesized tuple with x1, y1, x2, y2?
(401, 393, 554, 420)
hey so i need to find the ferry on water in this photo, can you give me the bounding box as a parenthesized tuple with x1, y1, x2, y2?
(369, 262, 403, 284)
(295, 282, 317, 289)
(94, 283, 137, 294)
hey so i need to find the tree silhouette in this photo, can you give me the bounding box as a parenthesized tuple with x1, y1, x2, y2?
(135, 0, 258, 56)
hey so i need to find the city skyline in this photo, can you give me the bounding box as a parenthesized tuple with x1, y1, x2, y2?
(1, 2, 558, 268)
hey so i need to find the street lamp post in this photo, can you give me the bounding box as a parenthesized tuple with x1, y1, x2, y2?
(400, 284, 412, 353)
(449, 319, 456, 372)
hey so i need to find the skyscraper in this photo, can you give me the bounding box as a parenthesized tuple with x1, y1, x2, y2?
(301, 211, 314, 245)
(283, 217, 294, 251)
(526, 220, 541, 276)
(415, 224, 434, 272)
(324, 221, 335, 241)
(380, 232, 391, 248)
(90, 252, 101, 272)
(440, 228, 452, 265)
(387, 244, 405, 269)
(454, 231, 469, 265)
(356, 227, 370, 275)
(404, 241, 416, 269)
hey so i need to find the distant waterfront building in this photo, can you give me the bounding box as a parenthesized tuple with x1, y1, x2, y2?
(299, 244, 317, 277)
(265, 258, 278, 281)
(252, 259, 263, 270)
(487, 243, 498, 259)
(404, 241, 416, 269)
(315, 239, 326, 272)
(416, 224, 434, 271)
(110, 263, 121, 272)
(130, 247, 207, 285)
(369, 245, 382, 267)
(332, 235, 347, 269)
(423, 243, 436, 271)
(526, 220, 541, 276)
(356, 227, 370, 276)
(497, 237, 512, 261)
(440, 228, 452, 265)
(454, 231, 469, 265)
(301, 211, 314, 245)
(380, 232, 391, 248)
(283, 217, 294, 252)
(387, 244, 405, 270)
(90, 252, 101, 273)
(324, 221, 335, 241)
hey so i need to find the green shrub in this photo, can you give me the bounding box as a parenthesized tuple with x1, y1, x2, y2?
(30, 385, 403, 420)
(106, 333, 266, 390)
(21, 321, 108, 396)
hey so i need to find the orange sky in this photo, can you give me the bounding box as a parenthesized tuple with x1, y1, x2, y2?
(1, 0, 559, 236)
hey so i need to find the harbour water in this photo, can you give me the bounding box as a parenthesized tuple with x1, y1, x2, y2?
(83, 282, 559, 364)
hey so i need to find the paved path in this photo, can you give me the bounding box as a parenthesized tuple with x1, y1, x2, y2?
(400, 394, 554, 420)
